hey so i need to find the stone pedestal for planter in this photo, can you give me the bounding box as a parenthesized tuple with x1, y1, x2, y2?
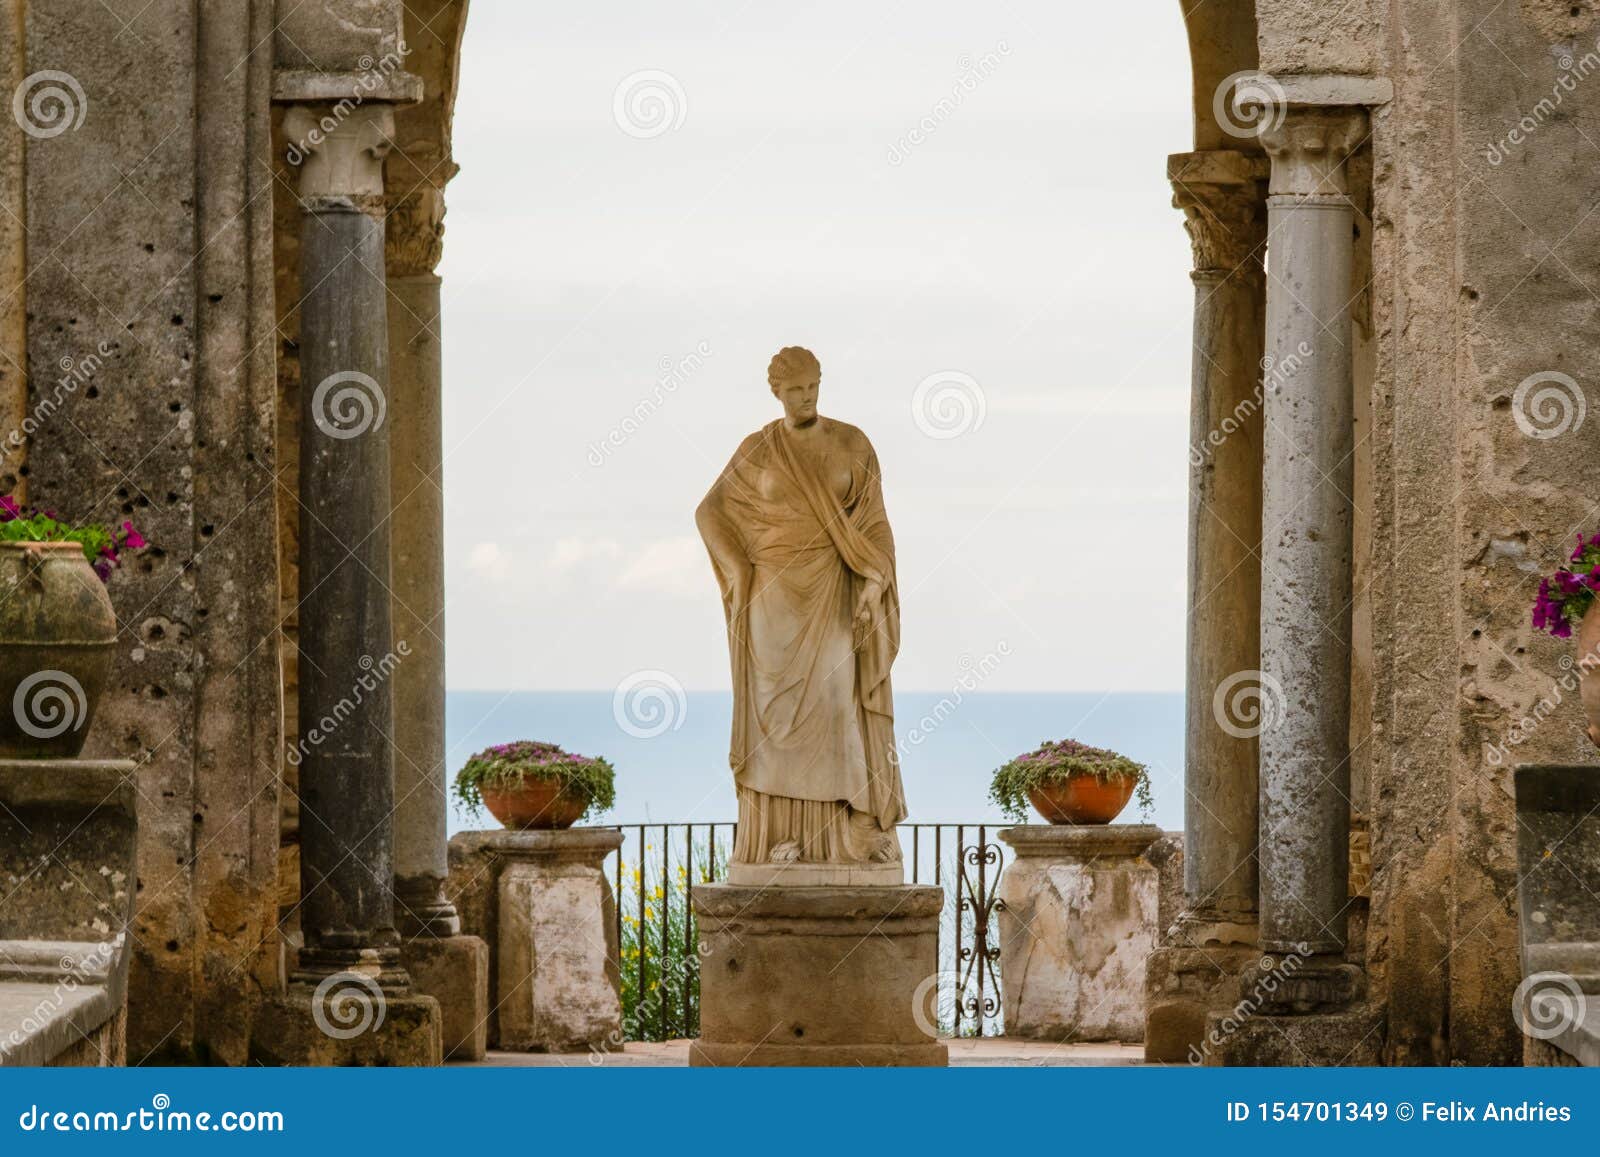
(690, 883, 947, 1067)
(997, 824, 1161, 1043)
(447, 828, 623, 1052)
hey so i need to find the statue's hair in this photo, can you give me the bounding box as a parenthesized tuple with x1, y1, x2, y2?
(767, 346, 821, 387)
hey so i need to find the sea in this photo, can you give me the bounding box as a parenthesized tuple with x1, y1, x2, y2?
(444, 691, 1185, 835)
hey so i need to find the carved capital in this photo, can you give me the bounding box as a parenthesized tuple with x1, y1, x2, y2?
(1260, 108, 1365, 199)
(385, 188, 446, 277)
(1168, 151, 1267, 277)
(283, 103, 395, 208)
(1171, 178, 1267, 278)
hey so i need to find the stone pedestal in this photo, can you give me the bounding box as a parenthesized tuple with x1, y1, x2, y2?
(997, 825, 1160, 1043)
(690, 884, 947, 1066)
(399, 934, 488, 1061)
(448, 828, 623, 1053)
(251, 983, 441, 1067)
(1145, 939, 1261, 1063)
(1201, 956, 1382, 1066)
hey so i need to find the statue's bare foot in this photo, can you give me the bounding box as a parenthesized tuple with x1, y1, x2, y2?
(769, 841, 801, 864)
(868, 837, 895, 863)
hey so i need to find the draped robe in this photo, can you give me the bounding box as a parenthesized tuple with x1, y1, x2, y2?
(695, 417, 906, 863)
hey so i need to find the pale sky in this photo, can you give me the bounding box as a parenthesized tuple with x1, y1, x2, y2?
(438, 2, 1196, 692)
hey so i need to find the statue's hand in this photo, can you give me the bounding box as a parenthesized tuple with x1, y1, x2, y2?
(853, 579, 883, 642)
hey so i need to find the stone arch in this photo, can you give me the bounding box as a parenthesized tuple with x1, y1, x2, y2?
(1181, 0, 1262, 151)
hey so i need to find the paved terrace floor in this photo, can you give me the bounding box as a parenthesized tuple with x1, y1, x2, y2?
(460, 1038, 1147, 1067)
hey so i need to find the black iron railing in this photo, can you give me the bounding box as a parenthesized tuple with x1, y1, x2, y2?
(603, 821, 1007, 1041)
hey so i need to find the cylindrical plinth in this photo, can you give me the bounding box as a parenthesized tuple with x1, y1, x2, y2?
(690, 883, 948, 1067)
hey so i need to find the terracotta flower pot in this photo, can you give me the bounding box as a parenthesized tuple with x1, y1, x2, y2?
(1027, 773, 1135, 825)
(1579, 602, 1600, 749)
(481, 775, 588, 830)
(0, 541, 117, 758)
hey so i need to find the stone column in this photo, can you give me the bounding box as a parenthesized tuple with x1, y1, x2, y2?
(386, 189, 490, 1062)
(1170, 149, 1268, 941)
(1143, 151, 1267, 1064)
(387, 200, 455, 939)
(283, 102, 409, 988)
(252, 95, 440, 1066)
(1257, 108, 1364, 958)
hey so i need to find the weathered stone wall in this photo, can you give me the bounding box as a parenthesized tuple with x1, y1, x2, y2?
(1251, 0, 1600, 1064)
(0, 0, 24, 489)
(16, 0, 282, 1063)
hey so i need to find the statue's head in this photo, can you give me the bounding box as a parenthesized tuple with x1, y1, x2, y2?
(768, 346, 821, 426)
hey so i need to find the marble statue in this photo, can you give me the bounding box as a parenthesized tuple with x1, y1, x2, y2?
(696, 347, 906, 881)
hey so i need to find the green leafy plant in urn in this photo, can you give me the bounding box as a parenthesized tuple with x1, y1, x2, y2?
(453, 740, 616, 829)
(0, 500, 145, 757)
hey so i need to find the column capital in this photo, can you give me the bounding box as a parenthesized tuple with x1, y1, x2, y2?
(385, 186, 447, 277)
(1167, 151, 1268, 278)
(282, 103, 396, 209)
(1260, 107, 1365, 199)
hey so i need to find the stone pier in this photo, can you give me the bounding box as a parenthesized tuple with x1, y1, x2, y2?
(448, 829, 623, 1053)
(999, 825, 1160, 1043)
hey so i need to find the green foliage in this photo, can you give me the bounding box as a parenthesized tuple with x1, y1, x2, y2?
(989, 737, 1153, 822)
(452, 740, 616, 824)
(616, 836, 728, 1042)
(0, 498, 147, 581)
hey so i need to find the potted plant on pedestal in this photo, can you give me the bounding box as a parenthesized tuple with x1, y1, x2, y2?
(453, 740, 616, 830)
(0, 498, 145, 758)
(1533, 531, 1600, 747)
(989, 738, 1153, 825)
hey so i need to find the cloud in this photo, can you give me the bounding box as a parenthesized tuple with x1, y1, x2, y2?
(614, 535, 709, 598)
